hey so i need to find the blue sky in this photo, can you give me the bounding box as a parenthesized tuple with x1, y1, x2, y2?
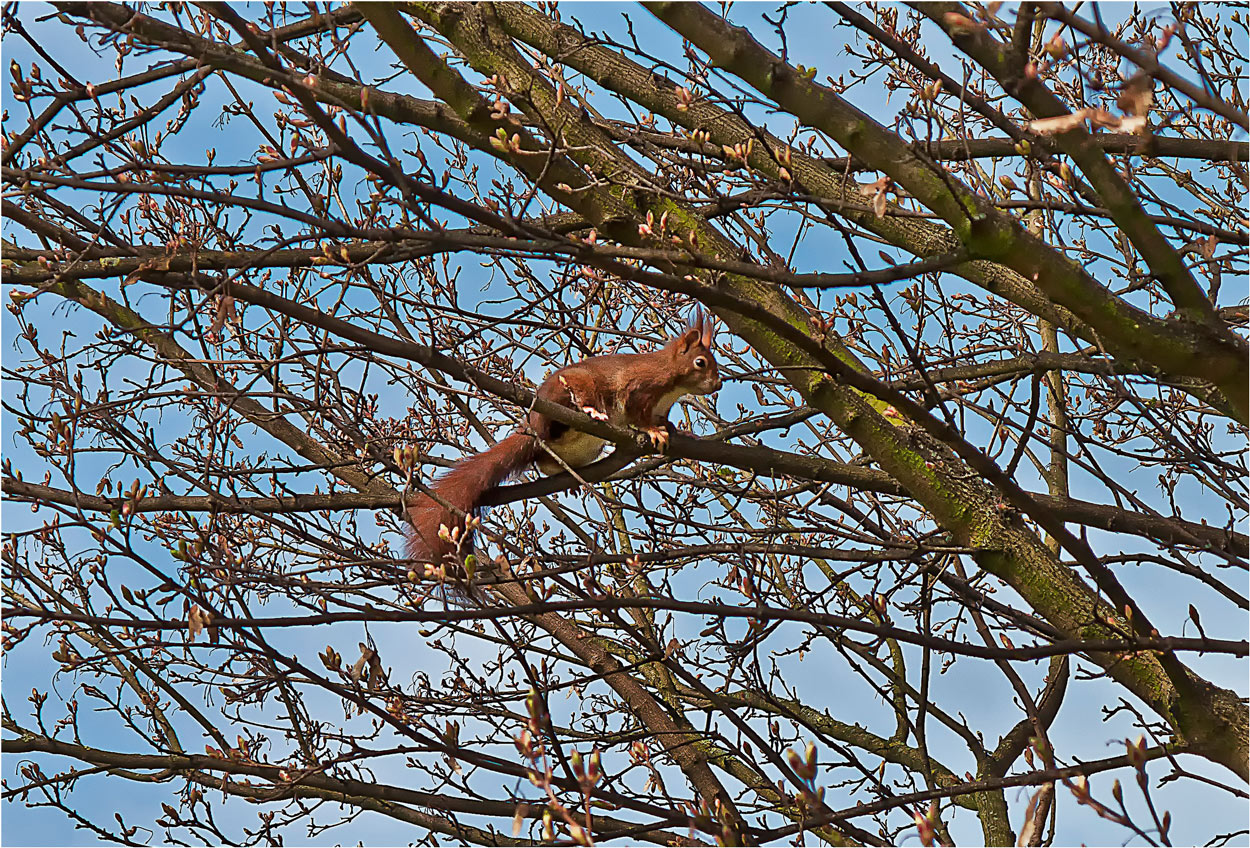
(2, 3, 1246, 846)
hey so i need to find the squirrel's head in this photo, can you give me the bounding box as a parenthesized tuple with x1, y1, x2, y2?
(668, 308, 722, 395)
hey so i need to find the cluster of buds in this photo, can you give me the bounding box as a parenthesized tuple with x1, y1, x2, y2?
(570, 749, 602, 790)
(277, 111, 312, 130)
(436, 523, 462, 545)
(489, 127, 523, 154)
(312, 241, 349, 264)
(18, 762, 46, 789)
(118, 479, 147, 518)
(407, 561, 446, 582)
(785, 741, 819, 783)
(256, 144, 284, 164)
(2, 620, 21, 652)
(319, 645, 342, 671)
(787, 742, 829, 820)
(674, 85, 695, 111)
(775, 145, 794, 182)
(10, 60, 35, 103)
(631, 739, 666, 794)
(392, 444, 418, 472)
(172, 537, 205, 562)
(721, 137, 755, 167)
(46, 410, 72, 453)
(686, 796, 737, 844)
(384, 696, 407, 720)
(637, 209, 668, 238)
(203, 737, 248, 763)
(514, 726, 543, 760)
(51, 637, 84, 671)
(524, 574, 555, 603)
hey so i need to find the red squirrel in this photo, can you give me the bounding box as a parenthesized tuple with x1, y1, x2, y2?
(407, 312, 722, 563)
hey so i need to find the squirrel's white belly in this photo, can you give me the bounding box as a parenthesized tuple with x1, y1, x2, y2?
(536, 429, 606, 475)
(652, 386, 685, 418)
(534, 396, 649, 475)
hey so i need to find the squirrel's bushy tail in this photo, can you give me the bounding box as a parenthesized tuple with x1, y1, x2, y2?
(407, 432, 536, 562)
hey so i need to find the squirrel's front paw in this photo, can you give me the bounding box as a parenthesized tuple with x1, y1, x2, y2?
(640, 424, 669, 451)
(582, 405, 609, 421)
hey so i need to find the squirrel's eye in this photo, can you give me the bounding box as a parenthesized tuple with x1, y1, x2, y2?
(694, 356, 708, 369)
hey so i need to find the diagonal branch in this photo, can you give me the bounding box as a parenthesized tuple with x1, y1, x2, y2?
(645, 0, 1248, 423)
(916, 1, 1224, 328)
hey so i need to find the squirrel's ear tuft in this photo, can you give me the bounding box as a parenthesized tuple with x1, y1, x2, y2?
(699, 311, 716, 348)
(688, 305, 715, 348)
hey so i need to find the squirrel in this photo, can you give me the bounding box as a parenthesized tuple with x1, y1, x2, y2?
(407, 311, 722, 563)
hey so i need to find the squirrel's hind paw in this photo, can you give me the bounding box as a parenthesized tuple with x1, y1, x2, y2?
(640, 424, 669, 451)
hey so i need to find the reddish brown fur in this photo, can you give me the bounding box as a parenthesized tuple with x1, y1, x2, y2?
(407, 432, 536, 561)
(405, 312, 721, 563)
